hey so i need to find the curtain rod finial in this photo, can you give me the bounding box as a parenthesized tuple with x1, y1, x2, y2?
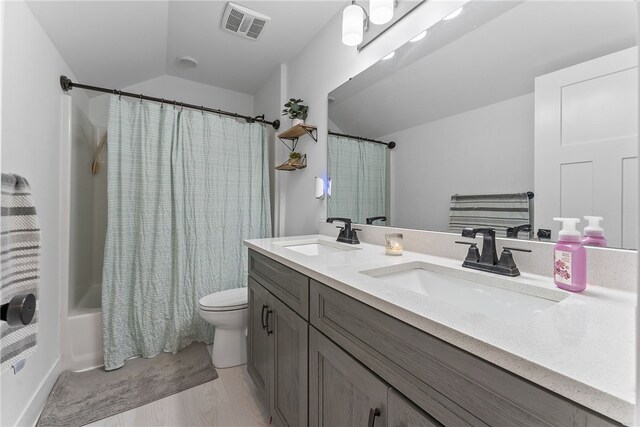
(273, 119, 281, 130)
(60, 75, 73, 92)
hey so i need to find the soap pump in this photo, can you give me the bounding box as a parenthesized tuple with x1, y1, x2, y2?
(582, 216, 607, 247)
(552, 218, 586, 292)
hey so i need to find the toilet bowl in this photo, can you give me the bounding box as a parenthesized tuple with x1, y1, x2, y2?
(198, 287, 248, 368)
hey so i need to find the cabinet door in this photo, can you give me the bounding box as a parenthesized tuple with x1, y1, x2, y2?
(270, 296, 308, 427)
(388, 389, 441, 427)
(309, 327, 388, 427)
(247, 277, 271, 404)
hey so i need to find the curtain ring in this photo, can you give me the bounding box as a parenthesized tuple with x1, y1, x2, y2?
(172, 100, 177, 110)
(180, 102, 184, 112)
(201, 106, 204, 115)
(118, 90, 122, 100)
(139, 94, 143, 104)
(160, 98, 164, 108)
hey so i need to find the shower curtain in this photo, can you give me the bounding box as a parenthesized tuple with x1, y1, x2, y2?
(102, 96, 271, 370)
(327, 134, 387, 224)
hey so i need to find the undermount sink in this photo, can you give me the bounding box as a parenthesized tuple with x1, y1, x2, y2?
(361, 262, 567, 322)
(273, 238, 362, 256)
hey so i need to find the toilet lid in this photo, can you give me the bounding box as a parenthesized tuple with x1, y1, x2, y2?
(199, 287, 248, 311)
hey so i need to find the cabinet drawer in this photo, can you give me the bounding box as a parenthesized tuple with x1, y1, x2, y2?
(310, 280, 617, 427)
(249, 249, 309, 319)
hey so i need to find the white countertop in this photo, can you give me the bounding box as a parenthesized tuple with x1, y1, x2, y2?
(244, 234, 636, 425)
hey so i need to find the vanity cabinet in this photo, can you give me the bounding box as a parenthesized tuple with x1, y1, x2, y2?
(247, 249, 620, 427)
(248, 253, 309, 427)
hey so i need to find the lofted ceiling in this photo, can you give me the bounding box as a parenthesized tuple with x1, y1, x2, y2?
(27, 1, 346, 96)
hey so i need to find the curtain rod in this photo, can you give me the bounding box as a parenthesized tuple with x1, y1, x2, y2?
(328, 130, 396, 149)
(59, 75, 280, 130)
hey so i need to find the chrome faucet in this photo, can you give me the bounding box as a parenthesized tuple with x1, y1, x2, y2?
(326, 217, 360, 244)
(456, 227, 531, 277)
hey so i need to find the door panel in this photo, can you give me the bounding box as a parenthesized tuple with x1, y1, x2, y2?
(270, 296, 308, 427)
(309, 326, 388, 427)
(247, 277, 271, 404)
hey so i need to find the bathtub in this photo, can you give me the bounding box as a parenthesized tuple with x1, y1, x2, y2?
(66, 284, 103, 371)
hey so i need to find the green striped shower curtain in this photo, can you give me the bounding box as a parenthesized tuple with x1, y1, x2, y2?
(103, 96, 271, 370)
(327, 134, 387, 224)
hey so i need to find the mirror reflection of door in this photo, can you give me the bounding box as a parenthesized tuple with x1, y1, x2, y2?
(535, 48, 638, 249)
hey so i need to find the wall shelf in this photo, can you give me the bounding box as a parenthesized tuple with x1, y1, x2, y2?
(277, 124, 317, 151)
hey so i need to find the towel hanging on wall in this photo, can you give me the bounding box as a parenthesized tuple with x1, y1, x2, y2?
(449, 192, 532, 238)
(1, 173, 40, 373)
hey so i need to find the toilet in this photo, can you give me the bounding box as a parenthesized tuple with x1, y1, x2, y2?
(198, 287, 248, 368)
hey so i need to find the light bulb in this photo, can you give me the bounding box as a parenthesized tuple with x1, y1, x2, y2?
(409, 30, 427, 43)
(370, 0, 393, 25)
(342, 4, 364, 46)
(443, 6, 463, 21)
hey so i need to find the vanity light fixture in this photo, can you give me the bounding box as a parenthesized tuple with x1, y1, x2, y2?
(342, 1, 368, 46)
(382, 51, 396, 60)
(370, 0, 394, 25)
(443, 6, 463, 21)
(409, 30, 427, 42)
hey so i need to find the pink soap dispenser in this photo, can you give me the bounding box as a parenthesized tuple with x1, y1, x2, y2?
(553, 218, 586, 292)
(582, 216, 608, 247)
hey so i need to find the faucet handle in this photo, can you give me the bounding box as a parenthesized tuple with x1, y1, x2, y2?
(502, 247, 532, 253)
(455, 241, 480, 263)
(498, 247, 531, 269)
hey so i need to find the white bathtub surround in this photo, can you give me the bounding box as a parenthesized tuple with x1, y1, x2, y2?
(244, 234, 636, 425)
(318, 221, 638, 293)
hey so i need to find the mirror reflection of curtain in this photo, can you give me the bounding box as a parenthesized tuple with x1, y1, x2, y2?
(328, 134, 387, 224)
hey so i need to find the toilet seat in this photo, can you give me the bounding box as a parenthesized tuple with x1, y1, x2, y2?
(199, 287, 248, 312)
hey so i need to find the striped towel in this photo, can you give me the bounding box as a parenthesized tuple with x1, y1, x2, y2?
(1, 174, 40, 373)
(449, 193, 531, 238)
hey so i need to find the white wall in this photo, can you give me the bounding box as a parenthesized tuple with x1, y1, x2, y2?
(0, 2, 90, 426)
(386, 93, 534, 231)
(89, 74, 254, 128)
(253, 66, 282, 236)
(281, 0, 467, 236)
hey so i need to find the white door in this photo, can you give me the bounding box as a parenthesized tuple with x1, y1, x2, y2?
(534, 47, 638, 249)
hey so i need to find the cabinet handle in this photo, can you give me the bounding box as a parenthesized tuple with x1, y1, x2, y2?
(261, 304, 268, 330)
(266, 309, 273, 335)
(367, 408, 381, 427)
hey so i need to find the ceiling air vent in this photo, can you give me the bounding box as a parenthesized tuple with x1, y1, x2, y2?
(222, 2, 271, 40)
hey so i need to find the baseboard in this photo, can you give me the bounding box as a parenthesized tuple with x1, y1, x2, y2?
(16, 357, 61, 427)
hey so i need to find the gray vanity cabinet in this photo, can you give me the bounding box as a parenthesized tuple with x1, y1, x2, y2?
(388, 389, 442, 427)
(309, 326, 388, 427)
(248, 251, 309, 427)
(247, 249, 620, 427)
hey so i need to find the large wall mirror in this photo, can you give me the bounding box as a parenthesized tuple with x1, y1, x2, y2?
(327, 0, 638, 249)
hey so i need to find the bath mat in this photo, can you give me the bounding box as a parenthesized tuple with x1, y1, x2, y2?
(37, 342, 217, 427)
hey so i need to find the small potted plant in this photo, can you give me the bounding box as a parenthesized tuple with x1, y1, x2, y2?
(275, 151, 307, 171)
(282, 98, 309, 126)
